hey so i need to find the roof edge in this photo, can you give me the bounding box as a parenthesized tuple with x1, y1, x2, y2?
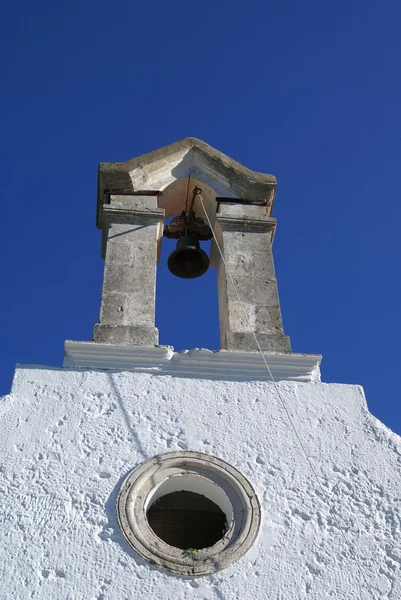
(99, 137, 277, 185)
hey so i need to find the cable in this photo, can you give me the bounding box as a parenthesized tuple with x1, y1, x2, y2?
(198, 193, 377, 600)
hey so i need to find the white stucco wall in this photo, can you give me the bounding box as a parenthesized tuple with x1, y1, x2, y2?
(1, 365, 400, 599)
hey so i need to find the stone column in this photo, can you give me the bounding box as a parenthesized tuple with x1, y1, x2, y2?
(93, 195, 164, 346)
(215, 203, 291, 353)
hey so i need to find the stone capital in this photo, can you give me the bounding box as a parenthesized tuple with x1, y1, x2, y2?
(101, 204, 165, 259)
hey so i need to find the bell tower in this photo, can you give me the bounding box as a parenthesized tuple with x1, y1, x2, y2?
(1, 138, 401, 599)
(93, 137, 290, 353)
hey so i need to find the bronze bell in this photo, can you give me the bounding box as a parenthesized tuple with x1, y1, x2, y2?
(167, 234, 209, 279)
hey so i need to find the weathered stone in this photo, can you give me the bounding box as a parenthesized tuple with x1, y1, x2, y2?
(221, 302, 286, 335)
(223, 249, 275, 277)
(93, 205, 164, 346)
(93, 324, 159, 346)
(102, 265, 156, 295)
(105, 240, 133, 265)
(109, 194, 159, 212)
(226, 277, 281, 307)
(99, 292, 156, 327)
(215, 204, 290, 353)
(222, 332, 291, 353)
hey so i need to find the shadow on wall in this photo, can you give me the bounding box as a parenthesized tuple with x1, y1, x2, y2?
(107, 373, 149, 460)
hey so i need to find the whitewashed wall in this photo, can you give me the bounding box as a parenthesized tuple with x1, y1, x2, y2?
(0, 366, 400, 599)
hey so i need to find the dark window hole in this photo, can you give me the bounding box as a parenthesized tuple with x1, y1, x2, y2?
(146, 490, 228, 550)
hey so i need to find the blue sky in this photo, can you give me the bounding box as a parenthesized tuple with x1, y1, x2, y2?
(1, 1, 401, 434)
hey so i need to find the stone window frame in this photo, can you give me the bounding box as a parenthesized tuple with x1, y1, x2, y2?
(117, 451, 261, 576)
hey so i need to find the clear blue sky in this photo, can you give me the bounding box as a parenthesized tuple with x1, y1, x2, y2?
(1, 1, 401, 434)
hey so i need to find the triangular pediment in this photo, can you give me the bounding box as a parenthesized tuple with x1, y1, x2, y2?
(97, 138, 276, 228)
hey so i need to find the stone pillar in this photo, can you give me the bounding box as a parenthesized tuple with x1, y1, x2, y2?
(93, 195, 164, 346)
(215, 203, 291, 353)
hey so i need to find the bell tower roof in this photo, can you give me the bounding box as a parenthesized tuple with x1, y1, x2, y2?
(97, 137, 277, 229)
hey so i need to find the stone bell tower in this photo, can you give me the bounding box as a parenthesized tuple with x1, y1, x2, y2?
(93, 137, 290, 353)
(1, 139, 401, 599)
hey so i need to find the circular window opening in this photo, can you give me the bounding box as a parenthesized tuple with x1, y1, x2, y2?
(147, 490, 228, 549)
(117, 451, 261, 576)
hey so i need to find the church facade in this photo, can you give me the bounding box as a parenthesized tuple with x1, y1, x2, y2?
(0, 139, 400, 599)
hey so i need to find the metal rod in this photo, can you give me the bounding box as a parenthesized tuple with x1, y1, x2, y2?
(216, 197, 267, 206)
(188, 186, 202, 214)
(184, 175, 191, 212)
(104, 189, 162, 196)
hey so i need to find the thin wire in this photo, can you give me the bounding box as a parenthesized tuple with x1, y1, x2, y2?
(199, 193, 376, 600)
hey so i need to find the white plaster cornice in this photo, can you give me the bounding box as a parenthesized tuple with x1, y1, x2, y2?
(63, 341, 321, 383)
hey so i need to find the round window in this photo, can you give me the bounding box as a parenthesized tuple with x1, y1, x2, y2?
(117, 451, 261, 576)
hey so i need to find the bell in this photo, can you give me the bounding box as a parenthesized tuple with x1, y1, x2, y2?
(167, 234, 209, 279)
